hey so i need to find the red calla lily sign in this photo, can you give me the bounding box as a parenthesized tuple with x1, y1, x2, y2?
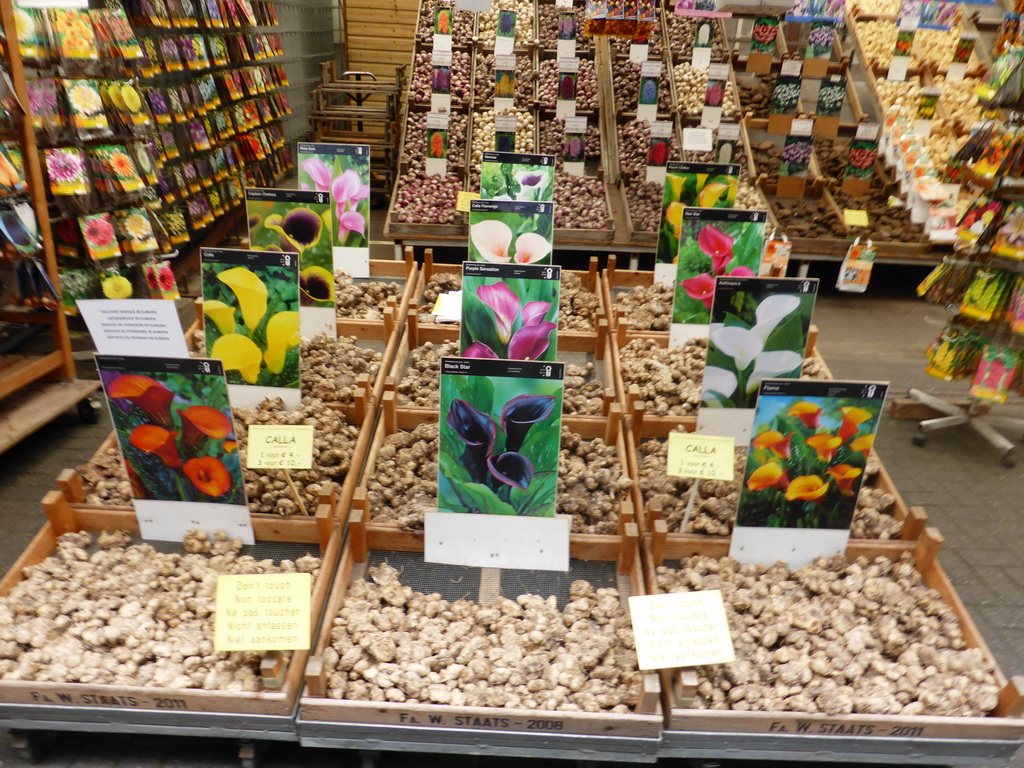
(96, 355, 254, 544)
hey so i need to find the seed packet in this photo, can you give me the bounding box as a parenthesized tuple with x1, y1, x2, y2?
(79, 213, 122, 260)
(114, 207, 159, 255)
(925, 325, 983, 381)
(205, 0, 224, 27)
(45, 147, 90, 196)
(159, 36, 184, 71)
(956, 195, 1004, 246)
(139, 37, 161, 77)
(991, 202, 1024, 260)
(959, 268, 1015, 321)
(131, 141, 159, 187)
(14, 5, 51, 63)
(49, 9, 98, 61)
(187, 119, 212, 151)
(167, 89, 186, 123)
(208, 35, 228, 66)
(101, 7, 143, 59)
(143, 258, 180, 299)
(160, 206, 190, 245)
(145, 87, 171, 125)
(198, 75, 220, 109)
(0, 144, 26, 196)
(836, 237, 876, 293)
(64, 80, 111, 138)
(26, 78, 63, 138)
(971, 344, 1023, 403)
(93, 145, 145, 194)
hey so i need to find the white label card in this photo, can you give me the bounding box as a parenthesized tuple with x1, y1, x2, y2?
(455, 0, 490, 10)
(683, 127, 714, 152)
(629, 592, 736, 670)
(650, 120, 673, 137)
(781, 59, 802, 77)
(856, 122, 880, 140)
(495, 115, 517, 133)
(946, 62, 967, 81)
(432, 50, 452, 66)
(701, 105, 723, 129)
(78, 299, 189, 358)
(558, 57, 580, 73)
(495, 54, 516, 70)
(692, 47, 712, 69)
(708, 63, 729, 80)
(887, 56, 909, 81)
(641, 60, 662, 77)
(790, 118, 814, 136)
(629, 42, 649, 63)
(425, 511, 571, 571)
(427, 112, 450, 129)
(718, 122, 740, 140)
(564, 117, 588, 134)
(557, 38, 576, 58)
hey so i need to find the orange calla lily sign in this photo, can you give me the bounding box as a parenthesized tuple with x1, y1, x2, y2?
(96, 355, 253, 545)
(733, 379, 888, 566)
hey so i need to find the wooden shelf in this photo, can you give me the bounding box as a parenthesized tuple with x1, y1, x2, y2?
(0, 379, 101, 456)
(0, 352, 65, 401)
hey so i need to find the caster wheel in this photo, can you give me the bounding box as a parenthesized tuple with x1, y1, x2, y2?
(912, 433, 926, 447)
(77, 397, 101, 424)
(1002, 453, 1016, 468)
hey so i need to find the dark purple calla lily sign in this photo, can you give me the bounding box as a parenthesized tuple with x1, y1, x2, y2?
(438, 357, 564, 517)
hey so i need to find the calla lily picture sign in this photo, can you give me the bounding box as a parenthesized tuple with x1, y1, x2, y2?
(460, 262, 562, 361)
(655, 161, 741, 277)
(696, 274, 817, 442)
(246, 187, 336, 339)
(296, 142, 371, 278)
(669, 207, 768, 346)
(201, 248, 301, 409)
(469, 199, 555, 265)
(438, 356, 565, 518)
(730, 377, 888, 568)
(95, 355, 254, 545)
(479, 151, 555, 202)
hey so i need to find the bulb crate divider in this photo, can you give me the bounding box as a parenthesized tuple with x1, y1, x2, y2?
(296, 525, 665, 754)
(641, 529, 1024, 763)
(409, 252, 607, 352)
(0, 495, 341, 720)
(335, 249, 419, 342)
(350, 400, 642, 540)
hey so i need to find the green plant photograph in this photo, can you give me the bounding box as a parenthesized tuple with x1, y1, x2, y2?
(655, 165, 740, 264)
(460, 267, 560, 361)
(480, 158, 554, 202)
(469, 202, 554, 264)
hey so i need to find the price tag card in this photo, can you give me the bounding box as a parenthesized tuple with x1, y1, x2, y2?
(683, 127, 714, 153)
(558, 56, 581, 72)
(495, 114, 518, 133)
(856, 122, 880, 140)
(247, 425, 314, 469)
(692, 46, 712, 70)
(790, 118, 814, 136)
(780, 58, 802, 77)
(844, 208, 869, 227)
(630, 41, 649, 63)
(718, 122, 740, 140)
(707, 63, 729, 80)
(667, 433, 735, 480)
(637, 60, 662, 122)
(432, 50, 453, 66)
(456, 190, 481, 211)
(214, 573, 312, 651)
(456, 0, 490, 10)
(628, 591, 736, 670)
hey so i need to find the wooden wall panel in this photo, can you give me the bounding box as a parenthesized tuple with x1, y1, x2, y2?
(344, 0, 418, 79)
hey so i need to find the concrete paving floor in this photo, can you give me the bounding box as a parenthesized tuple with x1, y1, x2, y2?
(0, 261, 1022, 766)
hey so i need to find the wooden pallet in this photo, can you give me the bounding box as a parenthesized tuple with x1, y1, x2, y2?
(299, 526, 662, 738)
(0, 499, 341, 716)
(643, 529, 1024, 743)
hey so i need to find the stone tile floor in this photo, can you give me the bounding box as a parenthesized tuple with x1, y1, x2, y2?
(0, 268, 1022, 766)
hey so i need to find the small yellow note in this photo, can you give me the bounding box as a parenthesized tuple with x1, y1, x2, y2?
(666, 433, 735, 481)
(844, 208, 869, 227)
(456, 191, 480, 212)
(214, 573, 311, 651)
(628, 591, 736, 670)
(247, 424, 314, 469)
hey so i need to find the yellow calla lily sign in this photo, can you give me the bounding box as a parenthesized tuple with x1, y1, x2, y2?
(200, 248, 302, 409)
(656, 160, 741, 266)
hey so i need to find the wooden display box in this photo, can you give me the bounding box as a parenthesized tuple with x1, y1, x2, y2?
(0, 497, 341, 716)
(335, 249, 419, 342)
(636, 445, 928, 550)
(349, 405, 639, 540)
(644, 530, 1024, 746)
(56, 419, 372, 532)
(299, 526, 663, 738)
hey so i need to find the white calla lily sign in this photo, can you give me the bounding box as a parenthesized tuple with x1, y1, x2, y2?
(697, 276, 818, 443)
(469, 199, 555, 265)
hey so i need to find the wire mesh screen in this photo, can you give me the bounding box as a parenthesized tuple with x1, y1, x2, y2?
(354, 550, 631, 609)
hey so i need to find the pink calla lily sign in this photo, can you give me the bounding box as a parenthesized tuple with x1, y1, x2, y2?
(297, 142, 371, 278)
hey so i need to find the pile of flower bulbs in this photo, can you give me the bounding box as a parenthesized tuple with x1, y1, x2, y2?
(408, 50, 471, 107)
(334, 270, 403, 319)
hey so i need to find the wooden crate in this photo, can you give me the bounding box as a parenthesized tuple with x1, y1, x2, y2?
(56, 413, 373, 530)
(335, 249, 418, 341)
(299, 526, 664, 739)
(407, 253, 609, 353)
(644, 530, 1024, 749)
(349, 406, 638, 538)
(0, 496, 341, 716)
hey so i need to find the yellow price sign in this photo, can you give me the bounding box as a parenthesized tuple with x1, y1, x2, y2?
(214, 573, 312, 651)
(844, 208, 869, 227)
(628, 591, 735, 670)
(456, 190, 480, 212)
(247, 425, 314, 469)
(666, 433, 735, 481)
